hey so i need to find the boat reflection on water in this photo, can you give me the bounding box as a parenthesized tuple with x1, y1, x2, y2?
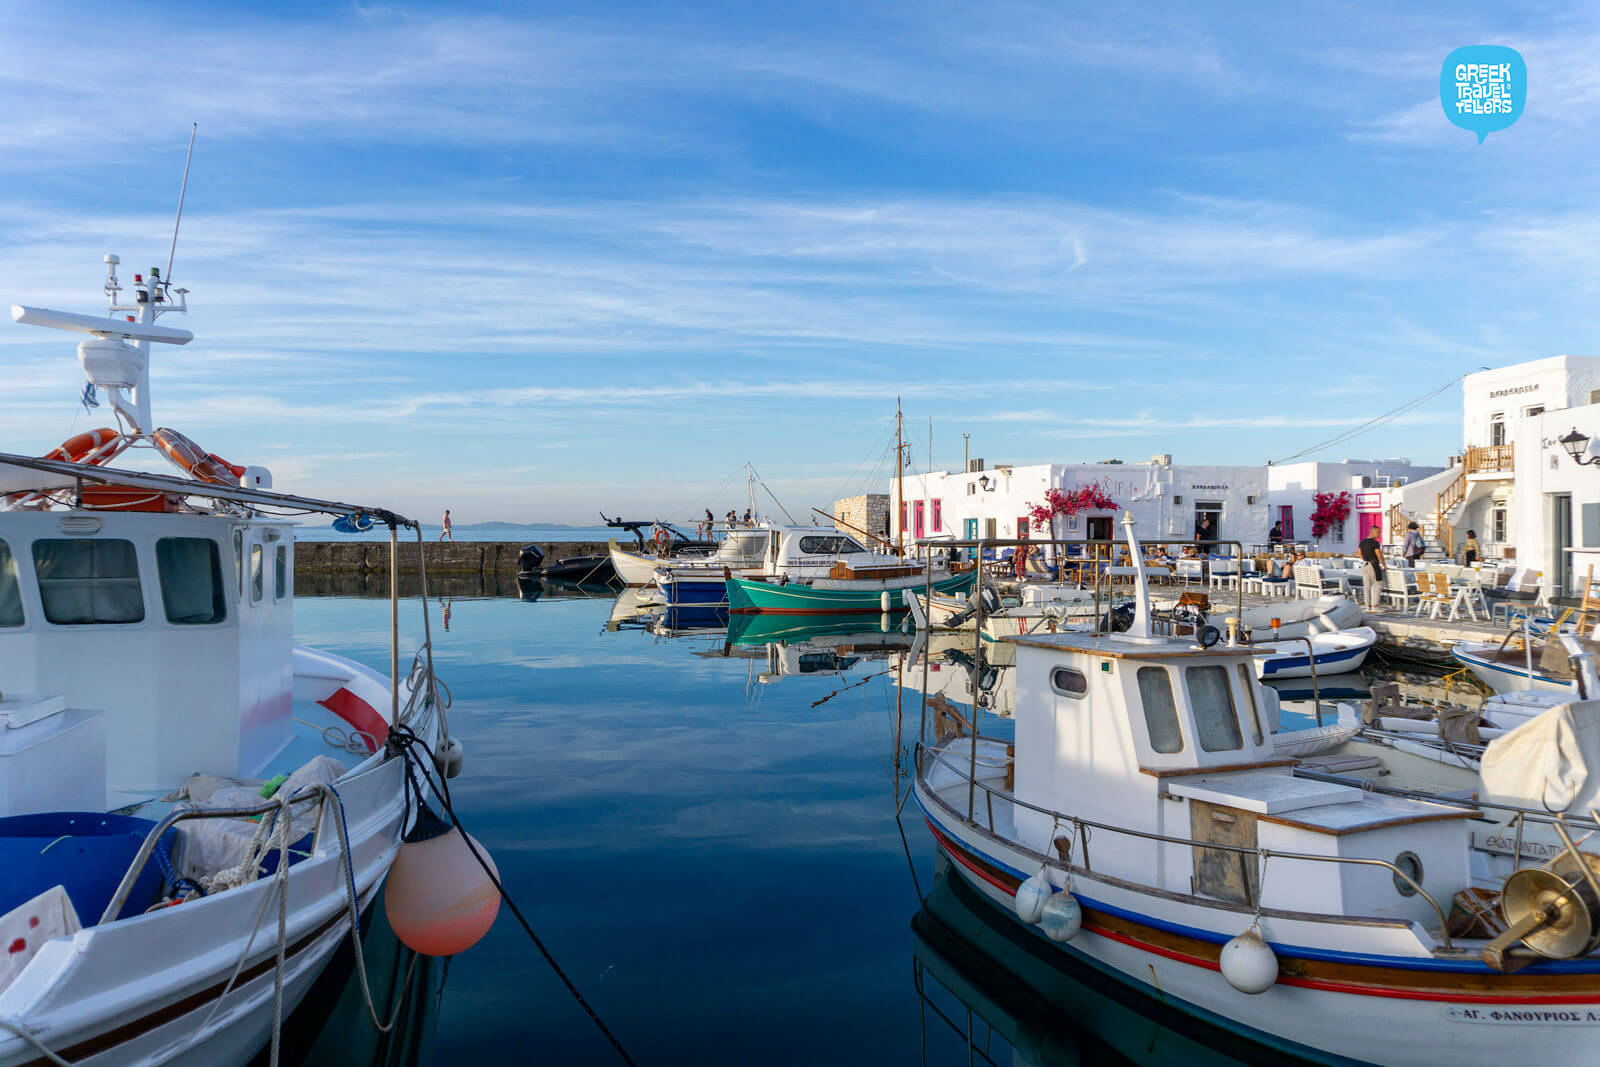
(913, 861, 1275, 1067)
(250, 898, 446, 1067)
(723, 614, 913, 682)
(519, 575, 621, 603)
(896, 633, 1017, 718)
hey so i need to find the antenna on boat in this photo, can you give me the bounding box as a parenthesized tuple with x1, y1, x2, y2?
(166, 123, 197, 283)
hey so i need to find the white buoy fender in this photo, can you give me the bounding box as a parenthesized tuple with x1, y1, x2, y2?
(881, 591, 892, 612)
(1220, 925, 1278, 994)
(1014, 867, 1052, 924)
(434, 737, 465, 779)
(1039, 891, 1083, 942)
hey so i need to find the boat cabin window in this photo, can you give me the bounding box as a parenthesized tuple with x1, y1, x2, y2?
(1236, 663, 1264, 745)
(798, 535, 865, 555)
(275, 545, 287, 600)
(250, 545, 264, 604)
(1186, 665, 1243, 752)
(0, 540, 23, 627)
(156, 538, 227, 625)
(1136, 666, 1184, 754)
(1050, 667, 1088, 698)
(32, 538, 144, 625)
(233, 530, 244, 597)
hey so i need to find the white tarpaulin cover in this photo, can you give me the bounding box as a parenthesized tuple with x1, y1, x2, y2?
(0, 885, 80, 994)
(1481, 700, 1600, 813)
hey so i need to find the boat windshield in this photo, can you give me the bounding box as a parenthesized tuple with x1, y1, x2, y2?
(1186, 665, 1243, 752)
(718, 531, 767, 564)
(797, 535, 866, 555)
(0, 539, 21, 626)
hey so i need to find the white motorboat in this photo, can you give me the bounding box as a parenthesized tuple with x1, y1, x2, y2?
(1452, 632, 1582, 696)
(0, 246, 469, 1064)
(1252, 626, 1378, 679)
(914, 512, 1600, 1064)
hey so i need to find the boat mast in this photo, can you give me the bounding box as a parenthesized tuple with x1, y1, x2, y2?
(896, 398, 904, 556)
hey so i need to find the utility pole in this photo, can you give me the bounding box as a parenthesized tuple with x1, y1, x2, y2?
(963, 433, 970, 473)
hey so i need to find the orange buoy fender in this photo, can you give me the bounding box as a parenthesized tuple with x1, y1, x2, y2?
(153, 428, 244, 485)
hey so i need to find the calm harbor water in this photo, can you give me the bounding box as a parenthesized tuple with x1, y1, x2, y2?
(286, 588, 1452, 1066)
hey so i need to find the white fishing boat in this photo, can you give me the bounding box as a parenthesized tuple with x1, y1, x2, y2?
(0, 243, 480, 1064)
(915, 513, 1600, 1065)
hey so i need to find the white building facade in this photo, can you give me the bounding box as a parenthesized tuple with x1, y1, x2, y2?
(891, 457, 1268, 554)
(1268, 459, 1443, 553)
(1387, 354, 1600, 593)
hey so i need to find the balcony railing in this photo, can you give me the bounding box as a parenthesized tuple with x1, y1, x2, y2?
(1465, 443, 1514, 475)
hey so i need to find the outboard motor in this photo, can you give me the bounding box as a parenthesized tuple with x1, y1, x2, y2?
(517, 543, 545, 575)
(1101, 601, 1136, 633)
(944, 586, 1001, 629)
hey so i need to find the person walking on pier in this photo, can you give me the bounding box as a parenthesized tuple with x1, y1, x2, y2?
(440, 509, 454, 542)
(1401, 522, 1424, 567)
(1358, 533, 1385, 611)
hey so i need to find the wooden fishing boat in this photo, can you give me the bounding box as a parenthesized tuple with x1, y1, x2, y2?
(915, 512, 1600, 1064)
(728, 569, 974, 615)
(0, 238, 467, 1065)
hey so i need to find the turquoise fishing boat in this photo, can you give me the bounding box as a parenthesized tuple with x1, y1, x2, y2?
(727, 570, 975, 615)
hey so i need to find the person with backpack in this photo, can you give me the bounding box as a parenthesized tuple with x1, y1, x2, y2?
(1402, 522, 1425, 567)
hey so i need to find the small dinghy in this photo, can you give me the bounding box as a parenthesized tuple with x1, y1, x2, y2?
(1252, 625, 1378, 679)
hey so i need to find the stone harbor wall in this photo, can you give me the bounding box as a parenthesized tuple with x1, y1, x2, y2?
(294, 541, 610, 577)
(833, 493, 889, 541)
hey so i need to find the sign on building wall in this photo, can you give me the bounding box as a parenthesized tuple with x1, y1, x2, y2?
(1355, 493, 1381, 511)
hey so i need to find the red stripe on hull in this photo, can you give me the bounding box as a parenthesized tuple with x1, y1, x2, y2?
(317, 687, 387, 752)
(925, 815, 1600, 1005)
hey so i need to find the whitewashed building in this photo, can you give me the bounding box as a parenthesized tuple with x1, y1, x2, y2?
(1267, 459, 1443, 552)
(1386, 354, 1600, 595)
(891, 456, 1268, 555)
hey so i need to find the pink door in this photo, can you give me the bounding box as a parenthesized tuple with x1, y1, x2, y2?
(913, 500, 925, 539)
(1278, 506, 1294, 541)
(1358, 512, 1382, 542)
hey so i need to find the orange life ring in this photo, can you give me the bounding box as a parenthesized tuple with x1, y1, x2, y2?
(4, 427, 127, 508)
(653, 529, 671, 548)
(44, 427, 122, 464)
(153, 427, 245, 485)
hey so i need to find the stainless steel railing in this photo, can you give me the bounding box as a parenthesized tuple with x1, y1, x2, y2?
(916, 742, 1454, 949)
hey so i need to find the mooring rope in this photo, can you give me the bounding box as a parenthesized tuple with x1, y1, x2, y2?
(385, 724, 637, 1066)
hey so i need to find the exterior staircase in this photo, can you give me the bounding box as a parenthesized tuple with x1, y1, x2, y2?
(1387, 444, 1513, 561)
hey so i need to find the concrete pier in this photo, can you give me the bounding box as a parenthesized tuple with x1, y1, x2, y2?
(294, 540, 608, 577)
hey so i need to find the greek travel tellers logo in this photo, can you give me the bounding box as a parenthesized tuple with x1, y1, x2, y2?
(1441, 45, 1526, 143)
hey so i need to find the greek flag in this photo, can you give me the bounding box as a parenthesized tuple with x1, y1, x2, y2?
(80, 382, 99, 410)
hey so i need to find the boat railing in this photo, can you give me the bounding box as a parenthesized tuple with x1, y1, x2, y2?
(916, 742, 1454, 948)
(100, 789, 333, 925)
(910, 535, 1251, 830)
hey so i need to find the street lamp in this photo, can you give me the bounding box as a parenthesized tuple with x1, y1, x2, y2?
(1560, 428, 1600, 467)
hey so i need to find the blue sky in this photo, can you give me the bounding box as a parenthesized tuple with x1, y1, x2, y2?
(4, 1, 1597, 523)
